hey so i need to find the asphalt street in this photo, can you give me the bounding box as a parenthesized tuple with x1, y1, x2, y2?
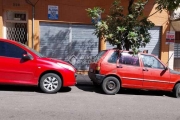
(0, 75, 180, 120)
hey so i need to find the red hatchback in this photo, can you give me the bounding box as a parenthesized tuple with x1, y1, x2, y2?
(88, 49, 180, 98)
(0, 39, 76, 93)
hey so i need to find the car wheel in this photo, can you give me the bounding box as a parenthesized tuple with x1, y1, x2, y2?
(102, 77, 120, 95)
(40, 73, 62, 94)
(173, 83, 180, 98)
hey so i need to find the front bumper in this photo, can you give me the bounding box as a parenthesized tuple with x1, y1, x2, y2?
(88, 71, 105, 84)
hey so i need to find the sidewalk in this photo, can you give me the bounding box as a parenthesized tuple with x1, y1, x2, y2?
(76, 74, 92, 85)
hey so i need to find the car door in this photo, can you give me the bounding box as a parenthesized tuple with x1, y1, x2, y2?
(116, 52, 144, 88)
(140, 54, 170, 89)
(0, 41, 36, 84)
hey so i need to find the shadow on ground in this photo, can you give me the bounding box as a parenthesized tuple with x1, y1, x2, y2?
(0, 85, 72, 93)
(76, 84, 104, 94)
(76, 84, 174, 98)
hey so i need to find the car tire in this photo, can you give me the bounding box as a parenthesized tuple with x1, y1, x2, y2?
(173, 83, 180, 98)
(102, 77, 120, 95)
(40, 73, 62, 94)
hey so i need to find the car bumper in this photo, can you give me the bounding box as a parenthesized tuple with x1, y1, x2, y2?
(63, 71, 77, 86)
(88, 71, 105, 84)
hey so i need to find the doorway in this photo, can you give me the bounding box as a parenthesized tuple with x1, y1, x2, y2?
(4, 11, 28, 45)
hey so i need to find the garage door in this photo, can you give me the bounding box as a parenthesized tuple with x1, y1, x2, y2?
(40, 22, 98, 70)
(106, 26, 161, 57)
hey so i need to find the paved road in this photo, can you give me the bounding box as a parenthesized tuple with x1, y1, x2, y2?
(0, 75, 180, 120)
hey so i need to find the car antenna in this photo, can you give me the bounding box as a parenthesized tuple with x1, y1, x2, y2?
(165, 53, 174, 66)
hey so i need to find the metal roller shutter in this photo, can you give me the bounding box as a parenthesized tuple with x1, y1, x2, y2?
(40, 22, 98, 70)
(106, 26, 161, 57)
(40, 22, 70, 59)
(71, 24, 98, 70)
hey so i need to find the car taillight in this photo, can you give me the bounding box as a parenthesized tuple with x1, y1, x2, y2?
(96, 66, 100, 71)
(95, 66, 100, 74)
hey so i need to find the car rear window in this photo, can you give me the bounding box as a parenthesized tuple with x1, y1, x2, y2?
(93, 50, 107, 62)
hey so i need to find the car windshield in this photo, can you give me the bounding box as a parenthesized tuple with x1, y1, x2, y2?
(18, 42, 44, 57)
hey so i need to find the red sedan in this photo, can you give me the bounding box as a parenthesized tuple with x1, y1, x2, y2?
(0, 39, 76, 93)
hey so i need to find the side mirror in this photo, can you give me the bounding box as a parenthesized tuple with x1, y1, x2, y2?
(22, 54, 31, 60)
(165, 66, 168, 70)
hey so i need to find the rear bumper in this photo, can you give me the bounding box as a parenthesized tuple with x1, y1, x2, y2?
(88, 71, 105, 84)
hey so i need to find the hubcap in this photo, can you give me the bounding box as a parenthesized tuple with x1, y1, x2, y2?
(107, 81, 116, 90)
(43, 77, 58, 91)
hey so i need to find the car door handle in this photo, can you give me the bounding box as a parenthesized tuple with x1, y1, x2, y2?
(117, 65, 123, 68)
(143, 68, 148, 71)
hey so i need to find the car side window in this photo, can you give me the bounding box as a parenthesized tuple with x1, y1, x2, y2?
(119, 53, 139, 66)
(0, 41, 6, 56)
(108, 51, 119, 63)
(0, 41, 27, 58)
(141, 55, 164, 69)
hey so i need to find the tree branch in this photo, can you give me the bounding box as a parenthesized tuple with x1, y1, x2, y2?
(148, 9, 161, 18)
(128, 0, 134, 14)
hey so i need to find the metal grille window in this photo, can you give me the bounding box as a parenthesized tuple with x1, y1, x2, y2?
(174, 32, 180, 58)
(5, 11, 28, 45)
(6, 23, 27, 44)
(174, 43, 180, 58)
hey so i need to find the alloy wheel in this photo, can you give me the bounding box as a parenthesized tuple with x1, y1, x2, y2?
(43, 76, 59, 92)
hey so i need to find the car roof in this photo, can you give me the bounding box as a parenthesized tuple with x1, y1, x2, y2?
(0, 38, 18, 44)
(105, 48, 157, 57)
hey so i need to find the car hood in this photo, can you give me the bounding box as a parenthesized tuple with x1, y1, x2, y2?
(41, 57, 76, 70)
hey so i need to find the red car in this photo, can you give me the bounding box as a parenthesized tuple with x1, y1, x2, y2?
(88, 49, 180, 98)
(0, 39, 76, 93)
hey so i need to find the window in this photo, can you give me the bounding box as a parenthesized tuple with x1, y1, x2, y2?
(93, 50, 107, 62)
(0, 41, 27, 58)
(141, 55, 164, 69)
(119, 53, 139, 66)
(108, 51, 119, 63)
(0, 41, 6, 56)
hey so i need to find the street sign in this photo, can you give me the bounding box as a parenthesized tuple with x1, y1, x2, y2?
(48, 5, 58, 20)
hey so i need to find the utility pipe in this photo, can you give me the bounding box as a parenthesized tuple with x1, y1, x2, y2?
(32, 6, 34, 49)
(25, 0, 39, 49)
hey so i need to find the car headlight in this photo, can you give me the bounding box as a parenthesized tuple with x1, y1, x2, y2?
(57, 63, 75, 72)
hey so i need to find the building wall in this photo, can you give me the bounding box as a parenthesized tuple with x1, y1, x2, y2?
(144, 2, 170, 63)
(0, 0, 170, 63)
(171, 13, 180, 71)
(0, 0, 2, 37)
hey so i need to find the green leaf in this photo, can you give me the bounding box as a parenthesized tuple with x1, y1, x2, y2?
(128, 14, 134, 19)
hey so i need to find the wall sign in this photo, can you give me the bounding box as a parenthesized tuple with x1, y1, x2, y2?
(166, 31, 175, 43)
(48, 5, 58, 20)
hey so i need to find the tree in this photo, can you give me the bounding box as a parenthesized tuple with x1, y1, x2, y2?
(86, 0, 180, 54)
(155, 0, 180, 12)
